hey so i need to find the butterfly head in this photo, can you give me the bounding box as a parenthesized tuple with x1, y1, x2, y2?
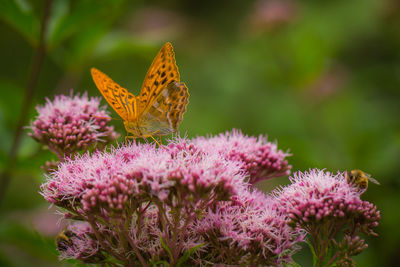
(124, 120, 143, 138)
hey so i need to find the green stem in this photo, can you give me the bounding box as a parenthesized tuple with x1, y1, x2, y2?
(123, 226, 148, 267)
(87, 215, 125, 262)
(326, 251, 340, 267)
(0, 0, 53, 208)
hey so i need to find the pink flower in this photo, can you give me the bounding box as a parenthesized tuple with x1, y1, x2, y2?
(29, 92, 119, 159)
(192, 188, 304, 266)
(274, 169, 380, 235)
(42, 140, 248, 265)
(57, 222, 104, 263)
(274, 169, 380, 265)
(42, 141, 244, 211)
(190, 130, 291, 184)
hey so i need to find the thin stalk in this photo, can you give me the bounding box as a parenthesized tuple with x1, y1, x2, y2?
(122, 227, 148, 267)
(87, 216, 125, 262)
(326, 251, 340, 267)
(0, 0, 53, 208)
(170, 206, 182, 265)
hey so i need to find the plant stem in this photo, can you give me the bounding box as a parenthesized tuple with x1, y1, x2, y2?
(87, 215, 125, 262)
(0, 0, 53, 208)
(123, 226, 148, 267)
(326, 251, 340, 267)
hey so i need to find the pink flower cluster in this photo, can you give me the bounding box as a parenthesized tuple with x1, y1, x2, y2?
(42, 134, 301, 266)
(57, 222, 104, 263)
(273, 169, 380, 265)
(43, 142, 244, 212)
(189, 130, 291, 184)
(29, 92, 119, 159)
(274, 169, 380, 235)
(30, 91, 378, 267)
(193, 188, 303, 266)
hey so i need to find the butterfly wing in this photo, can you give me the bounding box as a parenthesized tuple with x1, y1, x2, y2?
(91, 68, 137, 121)
(140, 81, 189, 136)
(137, 42, 180, 114)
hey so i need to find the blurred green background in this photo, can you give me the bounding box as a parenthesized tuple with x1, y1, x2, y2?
(0, 0, 399, 266)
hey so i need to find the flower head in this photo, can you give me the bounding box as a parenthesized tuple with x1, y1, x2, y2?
(274, 169, 380, 235)
(29, 92, 119, 158)
(193, 188, 303, 266)
(273, 169, 380, 266)
(42, 139, 250, 265)
(42, 141, 245, 212)
(57, 222, 104, 263)
(191, 130, 291, 184)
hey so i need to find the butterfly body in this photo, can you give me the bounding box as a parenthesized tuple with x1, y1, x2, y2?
(91, 43, 189, 141)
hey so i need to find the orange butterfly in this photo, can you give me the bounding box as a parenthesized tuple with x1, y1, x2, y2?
(91, 42, 189, 144)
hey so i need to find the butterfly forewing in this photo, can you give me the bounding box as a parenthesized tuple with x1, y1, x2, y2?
(91, 68, 137, 121)
(141, 81, 189, 135)
(138, 42, 180, 115)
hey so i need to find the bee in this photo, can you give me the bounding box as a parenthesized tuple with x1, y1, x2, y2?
(55, 230, 75, 252)
(346, 169, 380, 192)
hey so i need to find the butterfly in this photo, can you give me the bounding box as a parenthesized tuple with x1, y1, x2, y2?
(91, 42, 189, 144)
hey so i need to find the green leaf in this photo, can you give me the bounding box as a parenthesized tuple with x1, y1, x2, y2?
(160, 236, 173, 262)
(63, 20, 110, 70)
(0, 0, 39, 44)
(284, 262, 302, 267)
(93, 32, 152, 56)
(176, 243, 204, 267)
(48, 0, 124, 49)
(306, 238, 318, 266)
(0, 220, 59, 265)
(0, 80, 24, 154)
(46, 0, 68, 45)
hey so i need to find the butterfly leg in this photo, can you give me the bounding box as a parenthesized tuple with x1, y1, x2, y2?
(148, 135, 161, 147)
(150, 130, 163, 147)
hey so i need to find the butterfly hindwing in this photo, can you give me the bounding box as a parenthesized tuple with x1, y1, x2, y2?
(91, 68, 137, 121)
(138, 43, 180, 115)
(140, 81, 189, 135)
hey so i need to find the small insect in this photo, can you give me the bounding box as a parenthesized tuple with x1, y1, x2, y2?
(55, 230, 74, 251)
(91, 42, 189, 145)
(346, 169, 380, 192)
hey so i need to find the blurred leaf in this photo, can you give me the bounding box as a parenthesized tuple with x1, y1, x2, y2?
(46, 0, 69, 45)
(0, 173, 43, 212)
(0, 80, 24, 154)
(0, 108, 11, 156)
(62, 20, 111, 70)
(0, 220, 59, 266)
(48, 0, 124, 49)
(93, 32, 156, 59)
(0, 80, 24, 123)
(17, 135, 40, 160)
(0, 0, 39, 45)
(176, 243, 204, 267)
